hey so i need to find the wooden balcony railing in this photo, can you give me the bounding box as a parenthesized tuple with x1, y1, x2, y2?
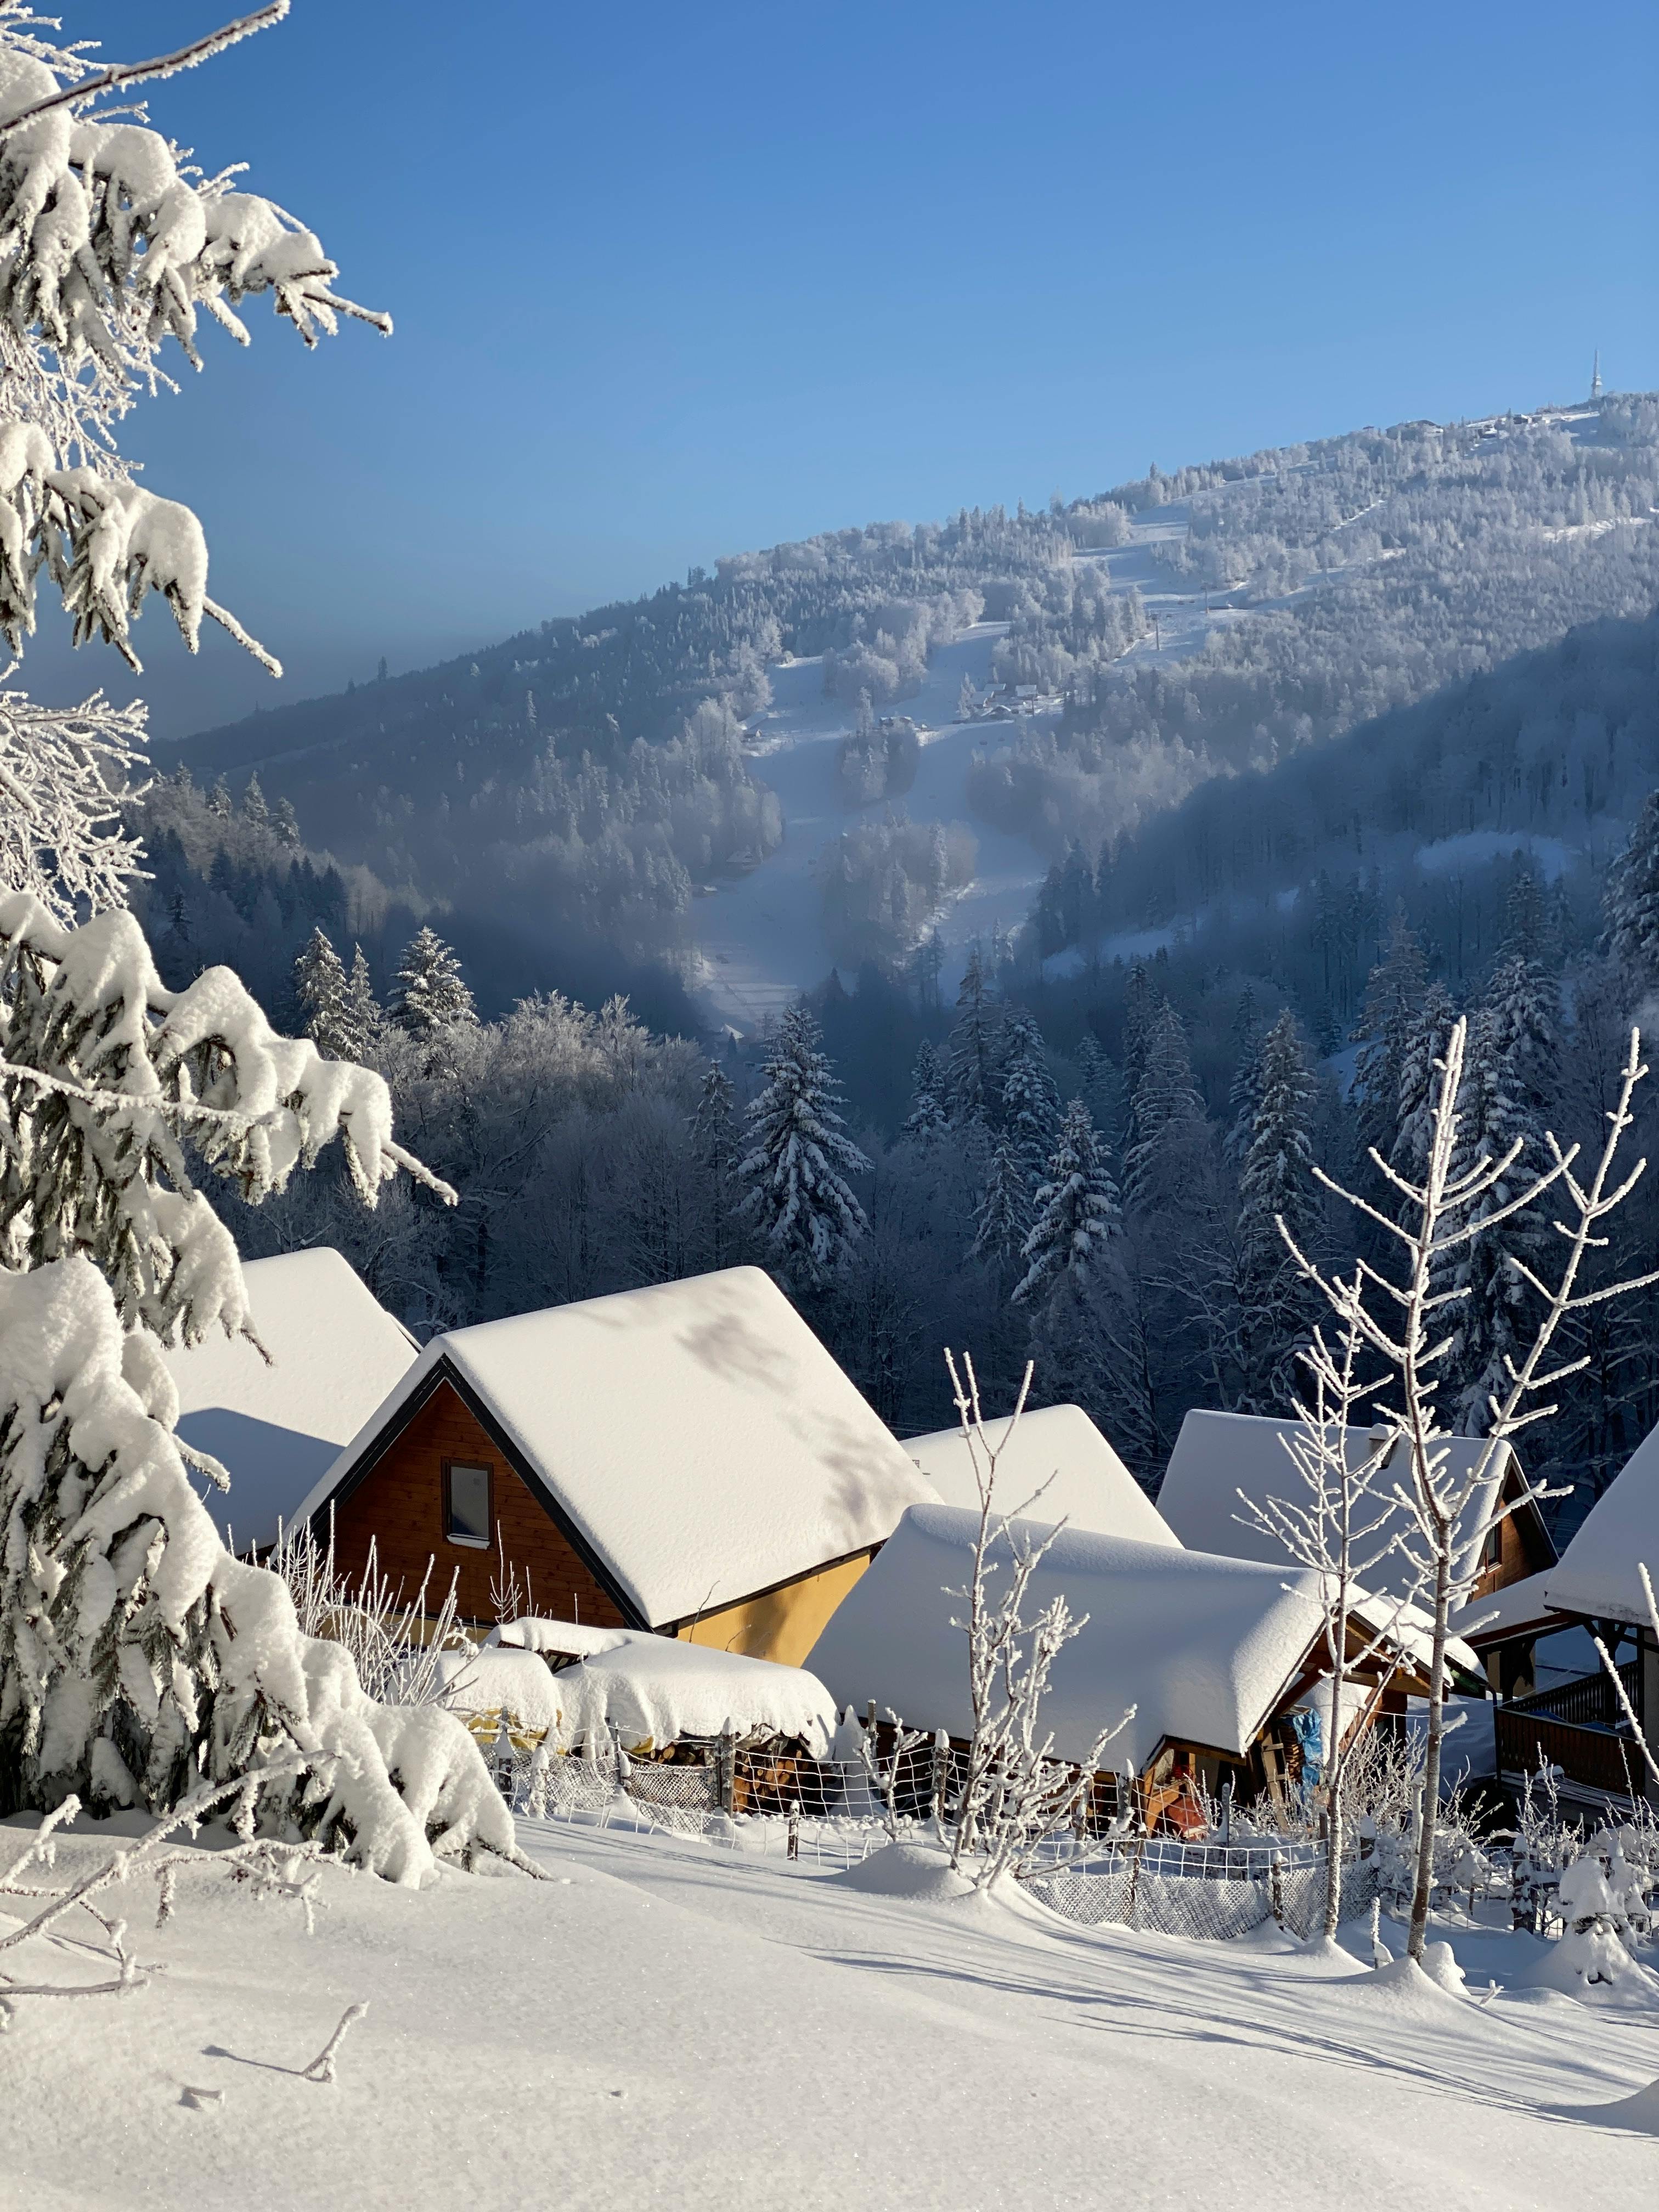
(1494, 1706, 1646, 1799)
(1506, 1661, 1639, 1731)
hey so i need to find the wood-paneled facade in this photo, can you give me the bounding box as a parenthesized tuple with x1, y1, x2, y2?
(315, 1357, 882, 1661)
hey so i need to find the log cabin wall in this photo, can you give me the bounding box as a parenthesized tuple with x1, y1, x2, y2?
(328, 1377, 630, 1628)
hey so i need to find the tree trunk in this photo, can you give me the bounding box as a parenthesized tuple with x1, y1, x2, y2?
(1406, 1544, 1452, 1962)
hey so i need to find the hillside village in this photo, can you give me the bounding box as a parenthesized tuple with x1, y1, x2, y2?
(1, 3, 1657, 2205)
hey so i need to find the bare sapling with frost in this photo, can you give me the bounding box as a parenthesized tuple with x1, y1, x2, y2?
(270, 1512, 474, 1710)
(1593, 1561, 1659, 1798)
(943, 1350, 1128, 1888)
(857, 1708, 927, 1842)
(1239, 1285, 1421, 1940)
(1277, 1018, 1658, 1963)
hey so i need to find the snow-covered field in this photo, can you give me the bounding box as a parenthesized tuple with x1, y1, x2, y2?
(7, 1812, 1655, 2209)
(690, 502, 1236, 1032)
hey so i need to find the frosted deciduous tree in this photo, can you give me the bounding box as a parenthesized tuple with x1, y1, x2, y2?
(391, 924, 476, 1035)
(0, 1, 389, 918)
(738, 1002, 870, 1286)
(1278, 1017, 1658, 1965)
(943, 1351, 1126, 1888)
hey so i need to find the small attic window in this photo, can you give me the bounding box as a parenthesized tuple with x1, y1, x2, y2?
(444, 1460, 492, 1548)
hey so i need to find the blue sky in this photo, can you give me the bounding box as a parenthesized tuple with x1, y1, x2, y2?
(30, 0, 1659, 733)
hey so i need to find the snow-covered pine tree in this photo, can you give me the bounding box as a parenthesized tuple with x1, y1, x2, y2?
(1604, 788, 1659, 995)
(901, 1037, 950, 1147)
(241, 772, 269, 828)
(945, 946, 1001, 1127)
(969, 1135, 1030, 1273)
(1447, 1007, 1552, 1433)
(0, 12, 520, 1875)
(391, 924, 477, 1034)
(293, 923, 349, 1057)
(0, 2, 389, 918)
(738, 1002, 870, 1285)
(1390, 980, 1459, 1192)
(691, 1060, 743, 1267)
(1482, 949, 1558, 1122)
(206, 776, 232, 820)
(1235, 1009, 1321, 1411)
(341, 945, 383, 1058)
(1223, 986, 1263, 1168)
(1120, 959, 1156, 1100)
(273, 794, 302, 849)
(1124, 1002, 1207, 1217)
(1352, 906, 1427, 1178)
(1013, 1098, 1120, 1306)
(998, 1008, 1060, 1185)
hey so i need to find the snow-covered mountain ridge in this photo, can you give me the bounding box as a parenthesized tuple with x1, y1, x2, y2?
(158, 391, 1659, 1027)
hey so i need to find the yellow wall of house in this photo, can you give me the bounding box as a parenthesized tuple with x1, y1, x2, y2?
(676, 1551, 874, 1668)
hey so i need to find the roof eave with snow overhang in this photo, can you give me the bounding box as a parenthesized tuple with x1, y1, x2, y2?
(297, 1266, 941, 1631)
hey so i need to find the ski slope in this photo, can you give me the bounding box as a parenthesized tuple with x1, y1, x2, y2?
(690, 501, 1232, 1033)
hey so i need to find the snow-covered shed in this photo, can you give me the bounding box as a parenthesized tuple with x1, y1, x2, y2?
(165, 1248, 418, 1552)
(296, 1267, 938, 1664)
(902, 1403, 1175, 1547)
(1544, 1425, 1659, 1632)
(805, 1503, 1447, 1813)
(1157, 1408, 1553, 1608)
(467, 1621, 839, 1756)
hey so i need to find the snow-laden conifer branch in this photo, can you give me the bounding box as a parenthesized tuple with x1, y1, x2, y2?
(0, 682, 148, 917)
(0, 4, 291, 143)
(1593, 1563, 1659, 1790)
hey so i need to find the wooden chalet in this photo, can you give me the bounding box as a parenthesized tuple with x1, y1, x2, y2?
(1158, 1408, 1555, 1609)
(294, 1266, 938, 1666)
(805, 1503, 1465, 1831)
(1485, 1427, 1659, 1813)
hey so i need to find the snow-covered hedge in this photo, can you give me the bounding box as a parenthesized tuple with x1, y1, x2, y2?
(0, 1254, 518, 1883)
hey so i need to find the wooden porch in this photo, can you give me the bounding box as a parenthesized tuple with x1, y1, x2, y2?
(1494, 1659, 1650, 1807)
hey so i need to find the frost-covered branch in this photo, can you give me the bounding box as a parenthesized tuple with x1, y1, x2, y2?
(0, 684, 148, 917)
(0, 4, 291, 142)
(943, 1349, 1128, 1887)
(1593, 1562, 1659, 1790)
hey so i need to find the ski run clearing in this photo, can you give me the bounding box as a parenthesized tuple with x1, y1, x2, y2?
(4, 1812, 1655, 2210)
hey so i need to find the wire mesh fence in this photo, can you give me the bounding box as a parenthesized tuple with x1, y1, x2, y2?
(1025, 1843, 1382, 1943)
(506, 1734, 1371, 1926)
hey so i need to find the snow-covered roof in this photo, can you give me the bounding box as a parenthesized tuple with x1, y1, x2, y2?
(453, 1621, 837, 1753)
(805, 1503, 1334, 1770)
(1454, 1568, 1560, 1647)
(1156, 1409, 1534, 1604)
(1545, 1426, 1659, 1629)
(902, 1403, 1176, 1548)
(301, 1266, 938, 1630)
(166, 1248, 417, 1552)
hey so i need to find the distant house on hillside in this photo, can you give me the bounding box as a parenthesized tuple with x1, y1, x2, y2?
(1486, 1427, 1659, 1811)
(1158, 1409, 1554, 1611)
(806, 1504, 1464, 1829)
(902, 1403, 1174, 1547)
(296, 1266, 938, 1663)
(165, 1248, 418, 1553)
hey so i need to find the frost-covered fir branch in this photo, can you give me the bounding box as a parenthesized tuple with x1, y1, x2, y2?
(0, 683, 148, 918)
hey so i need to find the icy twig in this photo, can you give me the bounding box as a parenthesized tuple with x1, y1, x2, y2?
(0, 4, 291, 143)
(302, 2000, 368, 2083)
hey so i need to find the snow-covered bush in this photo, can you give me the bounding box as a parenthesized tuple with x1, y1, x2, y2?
(0, 1255, 522, 1879)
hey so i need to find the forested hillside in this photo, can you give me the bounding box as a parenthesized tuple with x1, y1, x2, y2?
(159, 391, 1659, 1015)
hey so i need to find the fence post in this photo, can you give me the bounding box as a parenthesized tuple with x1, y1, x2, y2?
(787, 1802, 800, 1863)
(931, 1730, 949, 1830)
(718, 1729, 736, 1815)
(1269, 1850, 1285, 1928)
